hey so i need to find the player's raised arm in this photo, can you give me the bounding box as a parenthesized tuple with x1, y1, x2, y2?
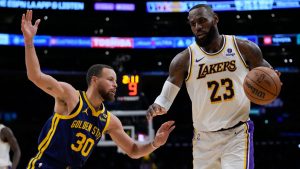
(107, 114, 175, 159)
(21, 10, 75, 100)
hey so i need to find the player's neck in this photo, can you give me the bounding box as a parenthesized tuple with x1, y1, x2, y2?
(85, 89, 104, 110)
(201, 34, 223, 53)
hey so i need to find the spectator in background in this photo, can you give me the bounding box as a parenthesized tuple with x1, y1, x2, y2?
(0, 123, 21, 169)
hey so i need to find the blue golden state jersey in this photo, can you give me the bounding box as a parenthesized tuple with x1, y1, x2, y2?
(27, 91, 111, 169)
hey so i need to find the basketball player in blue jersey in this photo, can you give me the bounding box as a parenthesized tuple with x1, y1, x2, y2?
(21, 10, 175, 169)
(147, 4, 281, 169)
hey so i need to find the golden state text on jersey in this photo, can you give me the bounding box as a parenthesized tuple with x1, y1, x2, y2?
(27, 91, 111, 169)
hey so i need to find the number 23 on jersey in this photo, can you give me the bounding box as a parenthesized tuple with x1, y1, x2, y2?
(207, 78, 235, 103)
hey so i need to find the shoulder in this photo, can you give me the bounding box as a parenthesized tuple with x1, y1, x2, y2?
(57, 82, 78, 101)
(235, 36, 271, 68)
(106, 113, 122, 134)
(0, 124, 5, 131)
(0, 126, 14, 141)
(170, 48, 190, 71)
(1, 126, 13, 135)
(235, 37, 261, 54)
(235, 37, 263, 61)
(172, 48, 189, 64)
(58, 82, 77, 93)
(54, 82, 79, 115)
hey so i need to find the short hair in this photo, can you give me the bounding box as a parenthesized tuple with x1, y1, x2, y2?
(189, 4, 215, 15)
(86, 64, 113, 86)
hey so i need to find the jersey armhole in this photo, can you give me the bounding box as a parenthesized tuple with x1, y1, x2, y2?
(102, 111, 111, 134)
(233, 36, 249, 69)
(55, 91, 83, 119)
(185, 46, 193, 82)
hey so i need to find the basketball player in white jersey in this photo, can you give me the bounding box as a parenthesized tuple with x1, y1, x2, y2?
(147, 4, 281, 169)
(0, 124, 21, 169)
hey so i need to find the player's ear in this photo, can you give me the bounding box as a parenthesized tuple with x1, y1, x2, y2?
(91, 76, 98, 84)
(213, 13, 219, 24)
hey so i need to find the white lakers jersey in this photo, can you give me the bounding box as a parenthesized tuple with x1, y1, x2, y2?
(0, 124, 12, 167)
(185, 35, 250, 132)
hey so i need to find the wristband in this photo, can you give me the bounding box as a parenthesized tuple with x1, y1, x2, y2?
(154, 81, 180, 111)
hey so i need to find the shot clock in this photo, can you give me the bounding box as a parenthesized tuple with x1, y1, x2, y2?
(107, 73, 146, 110)
(122, 74, 139, 96)
(117, 74, 141, 102)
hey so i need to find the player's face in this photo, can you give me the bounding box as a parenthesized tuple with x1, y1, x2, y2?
(188, 7, 218, 47)
(95, 68, 117, 102)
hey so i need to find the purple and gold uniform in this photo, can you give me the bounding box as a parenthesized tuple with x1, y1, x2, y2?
(187, 35, 254, 169)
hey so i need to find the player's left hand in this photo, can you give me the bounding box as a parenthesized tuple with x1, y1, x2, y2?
(274, 69, 283, 86)
(146, 103, 167, 120)
(21, 10, 41, 44)
(152, 121, 175, 148)
(270, 68, 282, 86)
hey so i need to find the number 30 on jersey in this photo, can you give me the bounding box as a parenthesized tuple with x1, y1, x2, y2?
(71, 132, 95, 157)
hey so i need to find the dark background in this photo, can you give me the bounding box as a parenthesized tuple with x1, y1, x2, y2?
(0, 0, 300, 169)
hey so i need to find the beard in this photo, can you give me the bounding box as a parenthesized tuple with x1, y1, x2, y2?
(98, 88, 115, 102)
(195, 25, 217, 47)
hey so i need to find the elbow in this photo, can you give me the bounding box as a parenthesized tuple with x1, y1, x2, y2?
(15, 152, 21, 162)
(127, 152, 141, 159)
(14, 148, 21, 159)
(12, 149, 21, 164)
(126, 145, 142, 159)
(17, 150, 21, 159)
(27, 72, 41, 83)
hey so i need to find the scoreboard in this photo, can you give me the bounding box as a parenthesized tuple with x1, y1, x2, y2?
(122, 74, 139, 96)
(116, 74, 141, 102)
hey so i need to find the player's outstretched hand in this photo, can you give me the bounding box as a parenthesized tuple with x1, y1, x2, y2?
(21, 10, 41, 43)
(152, 121, 175, 148)
(146, 103, 167, 120)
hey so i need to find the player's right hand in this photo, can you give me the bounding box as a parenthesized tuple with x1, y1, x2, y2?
(21, 10, 41, 44)
(146, 103, 167, 120)
(152, 120, 175, 148)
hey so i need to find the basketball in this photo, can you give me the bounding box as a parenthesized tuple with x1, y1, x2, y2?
(243, 67, 281, 105)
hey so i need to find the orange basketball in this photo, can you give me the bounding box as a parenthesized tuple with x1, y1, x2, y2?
(243, 67, 281, 105)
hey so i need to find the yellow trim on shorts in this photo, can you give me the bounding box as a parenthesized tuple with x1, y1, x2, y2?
(243, 123, 249, 169)
(185, 46, 193, 82)
(233, 36, 249, 69)
(27, 115, 60, 169)
(83, 91, 105, 117)
(102, 111, 111, 134)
